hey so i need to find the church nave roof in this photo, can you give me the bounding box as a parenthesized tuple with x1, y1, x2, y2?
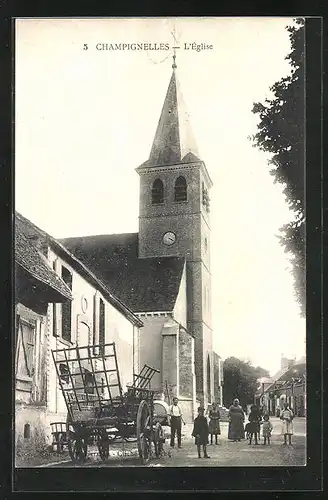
(61, 233, 185, 313)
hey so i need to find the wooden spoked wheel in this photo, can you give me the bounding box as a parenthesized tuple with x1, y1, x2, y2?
(57, 432, 66, 453)
(97, 429, 109, 461)
(136, 400, 151, 465)
(66, 414, 88, 464)
(153, 422, 164, 458)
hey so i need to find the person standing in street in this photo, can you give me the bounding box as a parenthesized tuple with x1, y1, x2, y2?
(208, 402, 221, 445)
(280, 402, 294, 445)
(169, 397, 185, 448)
(192, 407, 210, 459)
(228, 398, 245, 442)
(262, 414, 273, 445)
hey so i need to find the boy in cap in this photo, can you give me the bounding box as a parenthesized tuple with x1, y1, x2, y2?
(192, 406, 210, 459)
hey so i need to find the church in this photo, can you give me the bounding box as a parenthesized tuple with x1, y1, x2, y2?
(61, 55, 222, 420)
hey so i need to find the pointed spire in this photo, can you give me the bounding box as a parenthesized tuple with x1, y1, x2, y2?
(147, 66, 200, 167)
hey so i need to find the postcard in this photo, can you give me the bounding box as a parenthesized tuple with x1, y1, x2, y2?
(14, 17, 307, 479)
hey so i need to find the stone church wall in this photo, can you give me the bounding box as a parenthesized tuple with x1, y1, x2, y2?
(138, 315, 167, 389)
(162, 331, 178, 398)
(172, 264, 187, 328)
(178, 328, 194, 398)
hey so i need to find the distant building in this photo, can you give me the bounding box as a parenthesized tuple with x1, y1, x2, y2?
(280, 354, 296, 371)
(255, 354, 306, 417)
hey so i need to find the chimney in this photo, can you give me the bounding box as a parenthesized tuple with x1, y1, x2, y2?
(281, 353, 295, 370)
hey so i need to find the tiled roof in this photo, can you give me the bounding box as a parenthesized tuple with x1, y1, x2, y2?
(15, 218, 72, 301)
(258, 357, 306, 395)
(15, 213, 143, 327)
(60, 233, 185, 313)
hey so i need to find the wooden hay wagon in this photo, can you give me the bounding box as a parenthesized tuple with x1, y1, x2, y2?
(51, 342, 165, 465)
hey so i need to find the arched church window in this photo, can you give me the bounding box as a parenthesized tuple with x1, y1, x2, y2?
(152, 178, 164, 205)
(174, 176, 187, 202)
(202, 182, 210, 212)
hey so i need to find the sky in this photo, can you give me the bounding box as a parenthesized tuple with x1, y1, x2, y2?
(15, 17, 306, 376)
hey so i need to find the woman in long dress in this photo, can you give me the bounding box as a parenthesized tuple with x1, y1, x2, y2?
(208, 402, 221, 445)
(228, 398, 245, 442)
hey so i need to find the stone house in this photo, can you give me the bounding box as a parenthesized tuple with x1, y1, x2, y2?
(15, 212, 143, 462)
(15, 216, 72, 461)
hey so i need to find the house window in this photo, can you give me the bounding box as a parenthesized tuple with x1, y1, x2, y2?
(24, 423, 31, 439)
(61, 266, 73, 342)
(59, 363, 69, 384)
(99, 298, 105, 354)
(152, 178, 164, 205)
(174, 176, 187, 202)
(85, 369, 95, 394)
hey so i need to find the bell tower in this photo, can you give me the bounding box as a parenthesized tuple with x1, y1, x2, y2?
(136, 56, 214, 405)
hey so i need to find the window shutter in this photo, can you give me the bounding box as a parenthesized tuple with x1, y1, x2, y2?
(15, 320, 22, 376)
(53, 304, 58, 337)
(16, 319, 35, 379)
(52, 260, 59, 337)
(61, 266, 73, 342)
(22, 321, 35, 377)
(57, 304, 62, 339)
(99, 298, 105, 355)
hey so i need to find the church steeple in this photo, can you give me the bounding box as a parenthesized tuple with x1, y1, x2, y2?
(137, 55, 213, 407)
(147, 64, 200, 168)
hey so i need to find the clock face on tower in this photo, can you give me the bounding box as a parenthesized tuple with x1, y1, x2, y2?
(162, 231, 176, 246)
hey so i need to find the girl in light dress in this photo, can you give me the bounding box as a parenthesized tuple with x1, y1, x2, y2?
(262, 414, 273, 445)
(280, 402, 294, 445)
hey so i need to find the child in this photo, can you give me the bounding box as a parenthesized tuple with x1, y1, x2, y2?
(208, 402, 221, 445)
(248, 405, 262, 445)
(262, 414, 273, 445)
(192, 407, 210, 459)
(280, 402, 294, 445)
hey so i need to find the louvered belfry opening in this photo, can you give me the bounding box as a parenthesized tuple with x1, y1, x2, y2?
(174, 176, 187, 202)
(152, 178, 164, 204)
